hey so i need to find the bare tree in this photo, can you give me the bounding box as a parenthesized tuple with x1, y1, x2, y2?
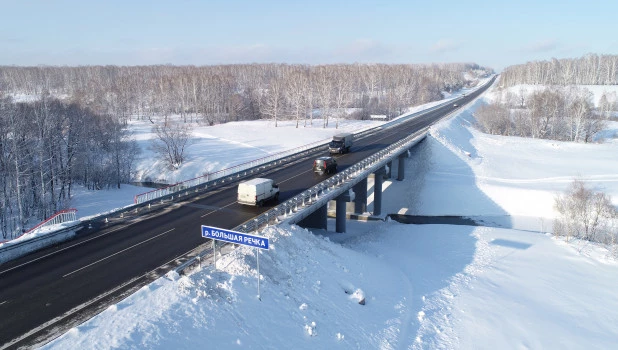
(566, 93, 593, 142)
(474, 103, 511, 135)
(260, 75, 285, 127)
(315, 66, 333, 128)
(285, 69, 308, 128)
(554, 179, 617, 242)
(332, 69, 351, 129)
(152, 121, 192, 170)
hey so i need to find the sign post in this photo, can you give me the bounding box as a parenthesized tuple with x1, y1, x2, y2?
(201, 225, 270, 299)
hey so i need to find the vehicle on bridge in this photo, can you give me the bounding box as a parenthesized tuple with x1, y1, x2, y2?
(329, 133, 353, 154)
(237, 178, 280, 206)
(313, 156, 337, 175)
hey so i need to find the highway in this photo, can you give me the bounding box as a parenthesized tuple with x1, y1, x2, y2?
(0, 78, 493, 349)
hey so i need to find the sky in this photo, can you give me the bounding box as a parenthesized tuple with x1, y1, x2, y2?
(19, 80, 617, 349)
(2, 0, 618, 71)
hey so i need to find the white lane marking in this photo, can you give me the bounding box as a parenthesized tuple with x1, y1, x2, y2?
(2, 247, 195, 350)
(278, 169, 313, 184)
(200, 201, 236, 218)
(62, 228, 175, 278)
(200, 168, 314, 218)
(0, 227, 126, 276)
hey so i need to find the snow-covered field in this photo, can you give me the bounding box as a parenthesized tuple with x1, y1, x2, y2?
(39, 83, 618, 349)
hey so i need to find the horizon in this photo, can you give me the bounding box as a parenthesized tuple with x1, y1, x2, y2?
(2, 0, 618, 71)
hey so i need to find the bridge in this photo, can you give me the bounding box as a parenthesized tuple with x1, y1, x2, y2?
(0, 77, 495, 349)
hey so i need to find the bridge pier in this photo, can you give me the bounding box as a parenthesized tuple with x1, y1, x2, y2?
(397, 153, 406, 181)
(386, 161, 392, 179)
(353, 178, 368, 214)
(335, 190, 354, 233)
(373, 167, 386, 216)
(297, 204, 327, 230)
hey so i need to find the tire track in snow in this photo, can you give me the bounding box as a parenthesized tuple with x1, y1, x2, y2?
(412, 228, 496, 350)
(385, 266, 416, 350)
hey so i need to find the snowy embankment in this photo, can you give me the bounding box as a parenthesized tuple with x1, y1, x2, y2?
(42, 84, 618, 349)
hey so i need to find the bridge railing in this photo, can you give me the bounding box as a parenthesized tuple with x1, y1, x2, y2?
(175, 128, 429, 276)
(0, 209, 79, 244)
(134, 97, 457, 206)
(133, 137, 334, 204)
(233, 127, 430, 234)
(25, 208, 78, 234)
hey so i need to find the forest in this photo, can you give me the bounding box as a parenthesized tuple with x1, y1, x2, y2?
(476, 54, 617, 142)
(499, 54, 618, 87)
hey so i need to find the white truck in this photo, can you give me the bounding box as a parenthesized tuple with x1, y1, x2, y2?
(237, 178, 280, 206)
(329, 133, 353, 154)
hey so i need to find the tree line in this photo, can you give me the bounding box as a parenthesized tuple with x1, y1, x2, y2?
(499, 54, 618, 87)
(475, 86, 613, 142)
(0, 63, 492, 127)
(475, 53, 618, 143)
(0, 96, 137, 239)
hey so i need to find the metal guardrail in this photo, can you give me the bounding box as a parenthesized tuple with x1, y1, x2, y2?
(134, 137, 334, 204)
(134, 96, 457, 205)
(0, 224, 81, 265)
(228, 77, 497, 235)
(232, 128, 429, 234)
(175, 128, 429, 276)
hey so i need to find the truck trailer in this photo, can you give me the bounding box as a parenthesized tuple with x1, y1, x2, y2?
(329, 133, 353, 154)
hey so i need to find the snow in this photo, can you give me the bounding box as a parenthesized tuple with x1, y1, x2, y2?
(130, 118, 384, 184)
(38, 83, 618, 349)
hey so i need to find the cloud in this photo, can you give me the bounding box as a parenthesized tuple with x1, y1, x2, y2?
(429, 39, 461, 54)
(212, 44, 278, 62)
(335, 39, 389, 57)
(0, 34, 24, 44)
(107, 45, 283, 66)
(523, 39, 559, 53)
(0, 40, 407, 66)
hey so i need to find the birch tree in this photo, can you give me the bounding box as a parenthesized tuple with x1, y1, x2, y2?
(285, 69, 308, 128)
(260, 75, 285, 127)
(152, 121, 192, 170)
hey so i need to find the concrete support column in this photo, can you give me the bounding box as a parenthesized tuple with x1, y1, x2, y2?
(397, 153, 406, 181)
(298, 204, 327, 230)
(335, 196, 347, 233)
(373, 167, 386, 216)
(386, 161, 392, 179)
(335, 190, 354, 233)
(353, 178, 368, 214)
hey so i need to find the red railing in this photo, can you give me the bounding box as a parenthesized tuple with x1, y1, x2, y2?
(23, 208, 78, 236)
(1, 208, 78, 244)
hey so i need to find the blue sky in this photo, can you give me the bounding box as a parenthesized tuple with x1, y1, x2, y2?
(1, 0, 617, 71)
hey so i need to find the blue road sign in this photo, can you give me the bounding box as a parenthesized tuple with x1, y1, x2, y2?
(201, 225, 269, 250)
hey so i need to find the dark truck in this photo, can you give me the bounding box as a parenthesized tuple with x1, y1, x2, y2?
(328, 133, 353, 154)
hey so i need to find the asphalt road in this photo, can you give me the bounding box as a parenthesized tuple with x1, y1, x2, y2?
(0, 78, 494, 349)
